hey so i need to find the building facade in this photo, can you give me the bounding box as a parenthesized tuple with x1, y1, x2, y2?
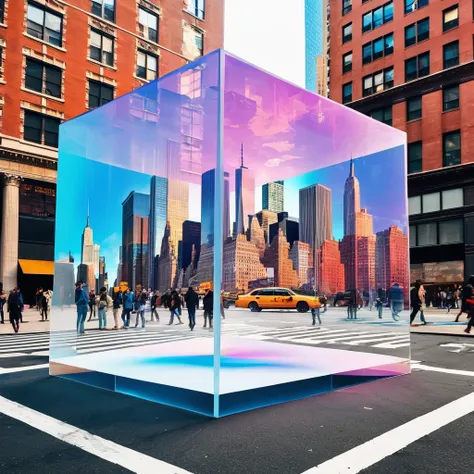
(329, 0, 474, 286)
(0, 0, 223, 298)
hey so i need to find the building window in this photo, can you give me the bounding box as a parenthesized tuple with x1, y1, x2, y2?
(0, 0, 4, 23)
(90, 29, 114, 66)
(138, 7, 158, 43)
(409, 225, 417, 247)
(186, 0, 204, 20)
(342, 23, 352, 43)
(423, 192, 440, 213)
(362, 2, 393, 33)
(342, 82, 352, 103)
(443, 85, 459, 111)
(406, 96, 422, 121)
(25, 58, 62, 98)
(443, 130, 461, 167)
(439, 219, 463, 244)
(88, 80, 114, 109)
(91, 0, 115, 22)
(362, 67, 394, 97)
(442, 189, 464, 209)
(405, 18, 429, 47)
(417, 223, 437, 246)
(26, 3, 63, 47)
(343, 0, 352, 16)
(370, 106, 392, 126)
(443, 5, 459, 32)
(443, 41, 459, 69)
(405, 52, 430, 81)
(362, 33, 393, 64)
(24, 110, 60, 147)
(343, 52, 352, 73)
(137, 50, 158, 81)
(408, 141, 422, 173)
(405, 0, 429, 15)
(408, 196, 421, 215)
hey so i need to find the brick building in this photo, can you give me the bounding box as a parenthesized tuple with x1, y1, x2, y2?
(329, 0, 474, 289)
(0, 0, 223, 302)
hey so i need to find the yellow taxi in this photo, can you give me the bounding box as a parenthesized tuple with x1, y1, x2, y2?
(235, 287, 321, 313)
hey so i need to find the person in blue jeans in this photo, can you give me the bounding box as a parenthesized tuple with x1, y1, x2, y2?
(389, 282, 404, 321)
(75, 281, 89, 334)
(97, 286, 112, 330)
(121, 288, 134, 329)
(134, 290, 148, 328)
(184, 286, 199, 330)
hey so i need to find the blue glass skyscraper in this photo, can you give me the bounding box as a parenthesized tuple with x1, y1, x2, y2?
(305, 0, 324, 92)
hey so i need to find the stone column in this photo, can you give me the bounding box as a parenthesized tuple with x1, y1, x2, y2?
(0, 174, 21, 291)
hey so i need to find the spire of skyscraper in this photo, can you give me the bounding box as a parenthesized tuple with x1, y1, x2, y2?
(240, 143, 247, 169)
(349, 154, 354, 177)
(86, 200, 90, 227)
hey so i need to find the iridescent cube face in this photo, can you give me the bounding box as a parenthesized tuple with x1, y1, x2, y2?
(52, 50, 409, 418)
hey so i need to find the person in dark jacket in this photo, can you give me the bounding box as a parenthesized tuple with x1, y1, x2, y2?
(168, 290, 183, 325)
(0, 286, 6, 324)
(75, 281, 88, 334)
(203, 289, 214, 329)
(463, 276, 474, 333)
(389, 283, 403, 321)
(150, 291, 160, 322)
(112, 290, 122, 329)
(134, 290, 148, 328)
(8, 287, 23, 333)
(88, 289, 97, 321)
(184, 287, 199, 330)
(121, 288, 135, 329)
(410, 280, 426, 325)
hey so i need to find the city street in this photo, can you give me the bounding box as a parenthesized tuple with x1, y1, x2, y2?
(1, 306, 474, 473)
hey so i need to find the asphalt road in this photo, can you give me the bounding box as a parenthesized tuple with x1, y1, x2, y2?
(1, 309, 474, 474)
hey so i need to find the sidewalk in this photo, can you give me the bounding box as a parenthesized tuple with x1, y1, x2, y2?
(0, 308, 52, 335)
(410, 307, 474, 337)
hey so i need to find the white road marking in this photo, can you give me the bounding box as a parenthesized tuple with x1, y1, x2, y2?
(413, 363, 474, 378)
(301, 389, 474, 474)
(0, 395, 192, 474)
(0, 363, 48, 374)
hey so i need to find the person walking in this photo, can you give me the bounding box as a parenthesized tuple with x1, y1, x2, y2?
(168, 290, 183, 325)
(75, 281, 88, 334)
(150, 291, 160, 322)
(112, 290, 122, 329)
(185, 286, 198, 330)
(7, 287, 23, 333)
(0, 287, 6, 324)
(220, 290, 226, 320)
(203, 288, 214, 329)
(311, 300, 322, 326)
(88, 289, 97, 321)
(455, 285, 469, 322)
(376, 285, 385, 319)
(97, 287, 112, 330)
(462, 276, 474, 334)
(121, 288, 134, 329)
(41, 289, 52, 321)
(135, 290, 148, 328)
(410, 280, 426, 325)
(389, 282, 403, 321)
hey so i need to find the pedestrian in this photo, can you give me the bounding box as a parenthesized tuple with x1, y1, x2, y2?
(369, 287, 376, 311)
(88, 289, 96, 321)
(376, 285, 385, 319)
(389, 282, 403, 321)
(150, 291, 160, 322)
(97, 287, 112, 330)
(185, 286, 198, 330)
(203, 288, 213, 329)
(168, 290, 183, 325)
(463, 276, 474, 334)
(7, 287, 23, 333)
(41, 289, 52, 321)
(112, 289, 122, 330)
(311, 299, 322, 326)
(220, 290, 226, 320)
(0, 286, 6, 324)
(121, 287, 134, 329)
(419, 284, 427, 322)
(454, 286, 461, 310)
(410, 280, 427, 325)
(134, 290, 147, 328)
(446, 287, 455, 314)
(347, 289, 358, 320)
(75, 281, 88, 334)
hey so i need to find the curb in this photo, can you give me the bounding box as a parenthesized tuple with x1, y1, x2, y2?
(411, 330, 474, 338)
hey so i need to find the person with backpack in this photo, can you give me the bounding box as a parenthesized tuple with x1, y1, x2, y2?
(112, 290, 123, 329)
(75, 281, 88, 334)
(97, 287, 112, 330)
(168, 290, 183, 325)
(184, 287, 199, 330)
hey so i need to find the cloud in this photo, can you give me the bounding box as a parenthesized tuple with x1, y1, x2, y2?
(264, 158, 284, 167)
(262, 141, 295, 153)
(102, 232, 120, 248)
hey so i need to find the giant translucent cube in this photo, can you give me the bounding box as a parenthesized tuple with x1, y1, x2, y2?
(51, 50, 410, 418)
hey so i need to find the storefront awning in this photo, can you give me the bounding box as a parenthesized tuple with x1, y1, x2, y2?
(19, 259, 54, 275)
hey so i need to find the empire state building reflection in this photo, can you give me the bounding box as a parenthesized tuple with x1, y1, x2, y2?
(343, 157, 361, 237)
(235, 143, 255, 235)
